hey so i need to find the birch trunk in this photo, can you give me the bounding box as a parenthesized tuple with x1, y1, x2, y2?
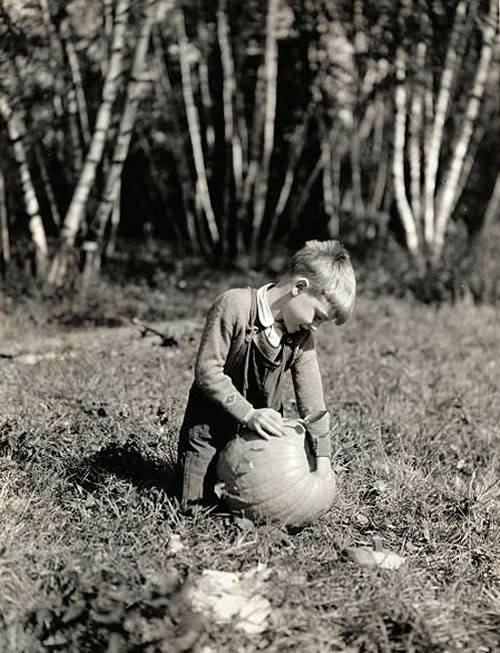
(480, 170, 500, 237)
(321, 136, 335, 237)
(61, 18, 91, 146)
(217, 0, 243, 199)
(433, 0, 498, 258)
(153, 30, 199, 251)
(197, 22, 215, 154)
(94, 0, 155, 246)
(38, 0, 65, 122)
(392, 49, 420, 260)
(102, 0, 114, 75)
(34, 144, 61, 227)
(450, 122, 486, 217)
(369, 97, 387, 215)
(66, 84, 84, 175)
(49, 0, 131, 285)
(262, 62, 329, 250)
(234, 88, 249, 174)
(104, 178, 121, 257)
(0, 96, 48, 276)
(217, 0, 240, 256)
(408, 42, 426, 228)
(350, 120, 365, 221)
(175, 8, 219, 247)
(236, 63, 266, 248)
(328, 153, 341, 239)
(0, 165, 10, 269)
(263, 103, 317, 249)
(282, 148, 328, 241)
(251, 0, 279, 256)
(423, 0, 468, 248)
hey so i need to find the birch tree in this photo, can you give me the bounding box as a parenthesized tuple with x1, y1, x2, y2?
(0, 95, 48, 275)
(250, 0, 278, 258)
(0, 164, 10, 270)
(93, 0, 157, 251)
(152, 28, 199, 252)
(392, 0, 499, 268)
(48, 0, 132, 285)
(174, 6, 219, 248)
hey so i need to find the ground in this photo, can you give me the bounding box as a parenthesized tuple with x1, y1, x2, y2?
(1, 283, 500, 652)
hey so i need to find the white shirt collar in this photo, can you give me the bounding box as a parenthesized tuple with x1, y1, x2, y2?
(256, 283, 282, 346)
(256, 283, 275, 327)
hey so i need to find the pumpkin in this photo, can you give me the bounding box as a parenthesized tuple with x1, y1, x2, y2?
(216, 420, 336, 527)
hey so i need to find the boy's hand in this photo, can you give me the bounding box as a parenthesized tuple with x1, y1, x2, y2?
(244, 408, 286, 440)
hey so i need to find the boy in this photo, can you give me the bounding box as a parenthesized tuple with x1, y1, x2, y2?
(176, 239, 356, 509)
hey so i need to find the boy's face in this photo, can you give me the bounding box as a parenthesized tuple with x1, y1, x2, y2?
(279, 279, 334, 334)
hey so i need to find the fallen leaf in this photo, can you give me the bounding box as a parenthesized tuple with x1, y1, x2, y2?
(345, 546, 406, 570)
(185, 566, 272, 634)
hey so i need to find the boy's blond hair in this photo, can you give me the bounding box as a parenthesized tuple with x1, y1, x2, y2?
(286, 239, 356, 324)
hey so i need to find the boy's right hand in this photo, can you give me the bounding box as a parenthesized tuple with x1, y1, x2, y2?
(244, 408, 286, 440)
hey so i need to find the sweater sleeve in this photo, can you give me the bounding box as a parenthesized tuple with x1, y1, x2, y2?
(291, 335, 332, 457)
(194, 289, 255, 423)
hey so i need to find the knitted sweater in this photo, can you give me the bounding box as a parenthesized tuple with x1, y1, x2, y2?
(193, 287, 331, 457)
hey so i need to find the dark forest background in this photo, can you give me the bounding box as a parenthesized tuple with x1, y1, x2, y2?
(0, 0, 499, 308)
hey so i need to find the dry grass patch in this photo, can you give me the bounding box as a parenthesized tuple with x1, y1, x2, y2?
(1, 295, 500, 652)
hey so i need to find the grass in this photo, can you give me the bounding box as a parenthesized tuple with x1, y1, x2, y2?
(1, 281, 500, 652)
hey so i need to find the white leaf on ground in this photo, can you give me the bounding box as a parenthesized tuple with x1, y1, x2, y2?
(345, 546, 406, 570)
(185, 565, 272, 634)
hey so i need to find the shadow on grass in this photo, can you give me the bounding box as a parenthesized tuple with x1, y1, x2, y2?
(67, 442, 178, 496)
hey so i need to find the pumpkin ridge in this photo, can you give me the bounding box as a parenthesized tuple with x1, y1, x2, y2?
(253, 474, 314, 522)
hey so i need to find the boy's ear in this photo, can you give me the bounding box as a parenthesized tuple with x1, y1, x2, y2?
(292, 277, 310, 295)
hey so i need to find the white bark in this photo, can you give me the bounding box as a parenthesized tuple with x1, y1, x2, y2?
(197, 22, 215, 152)
(61, 19, 91, 146)
(95, 0, 155, 244)
(450, 122, 486, 217)
(0, 96, 48, 275)
(369, 97, 387, 214)
(38, 0, 65, 121)
(251, 0, 279, 251)
(350, 121, 365, 220)
(423, 0, 468, 247)
(102, 0, 114, 75)
(66, 84, 84, 174)
(49, 0, 130, 285)
(175, 8, 219, 245)
(34, 144, 61, 226)
(321, 136, 335, 234)
(392, 49, 420, 258)
(328, 152, 341, 239)
(152, 29, 199, 251)
(433, 0, 498, 258)
(481, 169, 500, 234)
(0, 165, 10, 267)
(408, 41, 426, 227)
(239, 62, 266, 233)
(264, 61, 329, 248)
(217, 0, 243, 197)
(104, 178, 121, 257)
